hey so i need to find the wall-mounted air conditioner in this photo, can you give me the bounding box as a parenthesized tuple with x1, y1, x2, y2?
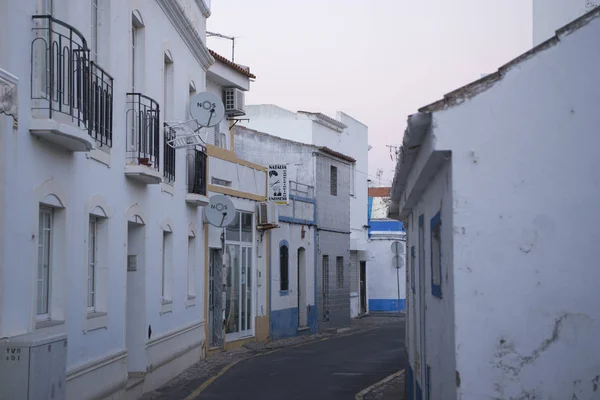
(257, 202, 278, 226)
(224, 87, 245, 117)
(0, 333, 67, 400)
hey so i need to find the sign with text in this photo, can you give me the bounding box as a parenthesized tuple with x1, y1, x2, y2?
(268, 164, 289, 205)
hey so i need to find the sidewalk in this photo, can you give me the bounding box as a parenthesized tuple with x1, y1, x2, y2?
(141, 312, 404, 400)
(357, 370, 405, 400)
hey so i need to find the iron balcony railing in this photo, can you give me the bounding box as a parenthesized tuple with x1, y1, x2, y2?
(289, 180, 314, 198)
(187, 147, 207, 196)
(164, 125, 176, 183)
(126, 93, 160, 171)
(30, 15, 113, 147)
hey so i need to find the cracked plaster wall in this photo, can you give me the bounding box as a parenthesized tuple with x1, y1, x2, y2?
(431, 15, 600, 400)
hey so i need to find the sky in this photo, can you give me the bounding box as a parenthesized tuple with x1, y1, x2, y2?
(207, 0, 533, 186)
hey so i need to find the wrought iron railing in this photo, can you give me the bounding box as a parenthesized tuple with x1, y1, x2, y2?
(30, 15, 113, 146)
(89, 62, 113, 146)
(164, 126, 176, 183)
(289, 180, 314, 198)
(187, 147, 207, 196)
(126, 93, 160, 170)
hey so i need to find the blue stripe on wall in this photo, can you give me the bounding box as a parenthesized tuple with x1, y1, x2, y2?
(369, 220, 404, 232)
(368, 299, 406, 312)
(270, 306, 318, 341)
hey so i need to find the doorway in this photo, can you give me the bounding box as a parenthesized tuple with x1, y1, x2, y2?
(126, 220, 146, 375)
(359, 261, 367, 315)
(418, 215, 427, 397)
(297, 247, 307, 328)
(208, 249, 223, 348)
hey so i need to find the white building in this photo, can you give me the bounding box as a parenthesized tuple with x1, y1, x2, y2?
(242, 105, 370, 318)
(533, 0, 600, 45)
(0, 0, 219, 398)
(390, 7, 600, 400)
(202, 50, 270, 352)
(367, 187, 406, 313)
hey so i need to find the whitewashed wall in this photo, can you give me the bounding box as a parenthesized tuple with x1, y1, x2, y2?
(367, 237, 406, 311)
(533, 0, 599, 45)
(400, 12, 600, 400)
(0, 0, 211, 398)
(244, 105, 313, 144)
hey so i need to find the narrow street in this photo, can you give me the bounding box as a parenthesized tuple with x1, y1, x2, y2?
(199, 318, 404, 400)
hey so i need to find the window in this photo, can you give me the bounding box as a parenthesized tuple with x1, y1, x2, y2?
(187, 235, 196, 299)
(91, 0, 99, 62)
(163, 52, 175, 183)
(40, 0, 53, 15)
(431, 212, 442, 298)
(418, 214, 425, 295)
(322, 255, 330, 322)
(350, 164, 356, 196)
(225, 211, 253, 337)
(279, 244, 289, 291)
(37, 206, 53, 319)
(161, 230, 173, 303)
(336, 256, 344, 289)
(88, 215, 98, 311)
(330, 165, 338, 196)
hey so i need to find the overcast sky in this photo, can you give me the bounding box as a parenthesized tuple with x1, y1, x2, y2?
(207, 0, 533, 186)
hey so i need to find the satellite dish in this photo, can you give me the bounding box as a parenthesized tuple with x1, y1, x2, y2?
(391, 241, 404, 256)
(189, 92, 225, 128)
(205, 195, 236, 228)
(392, 255, 404, 269)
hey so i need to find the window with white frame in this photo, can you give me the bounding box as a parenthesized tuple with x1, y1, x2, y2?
(187, 234, 196, 299)
(37, 206, 53, 320)
(162, 229, 173, 303)
(163, 52, 174, 121)
(330, 165, 338, 196)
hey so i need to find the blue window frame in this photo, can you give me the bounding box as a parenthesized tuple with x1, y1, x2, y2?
(410, 246, 416, 293)
(430, 212, 442, 298)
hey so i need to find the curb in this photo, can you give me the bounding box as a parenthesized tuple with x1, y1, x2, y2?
(355, 369, 405, 400)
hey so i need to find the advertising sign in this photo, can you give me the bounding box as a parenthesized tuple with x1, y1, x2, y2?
(268, 164, 288, 205)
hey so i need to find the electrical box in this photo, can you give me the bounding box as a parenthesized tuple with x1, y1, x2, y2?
(0, 332, 67, 400)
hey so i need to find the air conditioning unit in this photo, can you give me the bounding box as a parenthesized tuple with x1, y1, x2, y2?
(224, 87, 245, 117)
(257, 202, 278, 226)
(0, 333, 67, 400)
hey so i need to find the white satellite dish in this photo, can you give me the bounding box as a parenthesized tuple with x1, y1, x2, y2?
(189, 92, 225, 128)
(205, 195, 236, 228)
(391, 241, 404, 256)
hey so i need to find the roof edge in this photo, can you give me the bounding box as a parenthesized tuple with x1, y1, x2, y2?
(419, 5, 600, 114)
(208, 49, 256, 79)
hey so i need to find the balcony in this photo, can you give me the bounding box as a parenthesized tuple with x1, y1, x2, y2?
(163, 126, 176, 184)
(125, 93, 161, 184)
(29, 15, 113, 152)
(185, 147, 208, 206)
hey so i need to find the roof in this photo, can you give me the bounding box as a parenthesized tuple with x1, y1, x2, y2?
(368, 187, 391, 197)
(208, 49, 256, 79)
(318, 147, 356, 163)
(235, 126, 356, 163)
(419, 5, 600, 114)
(297, 111, 348, 130)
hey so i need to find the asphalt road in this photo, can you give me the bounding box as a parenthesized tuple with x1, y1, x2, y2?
(199, 319, 405, 400)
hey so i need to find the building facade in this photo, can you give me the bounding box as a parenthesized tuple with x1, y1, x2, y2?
(390, 8, 600, 400)
(234, 127, 318, 340)
(235, 126, 356, 336)
(242, 105, 370, 319)
(533, 0, 600, 45)
(367, 187, 406, 313)
(202, 49, 270, 353)
(0, 0, 222, 398)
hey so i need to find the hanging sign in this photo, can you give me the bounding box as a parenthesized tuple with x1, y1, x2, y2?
(268, 164, 289, 205)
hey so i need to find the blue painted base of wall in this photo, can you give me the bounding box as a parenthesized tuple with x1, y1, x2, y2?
(368, 299, 406, 312)
(270, 305, 319, 341)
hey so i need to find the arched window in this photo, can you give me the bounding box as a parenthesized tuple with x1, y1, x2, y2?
(280, 243, 289, 291)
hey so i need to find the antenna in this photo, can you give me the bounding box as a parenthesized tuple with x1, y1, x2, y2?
(376, 168, 384, 186)
(386, 144, 401, 162)
(207, 31, 237, 62)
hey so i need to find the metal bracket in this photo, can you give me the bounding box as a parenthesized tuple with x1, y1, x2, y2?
(228, 117, 250, 129)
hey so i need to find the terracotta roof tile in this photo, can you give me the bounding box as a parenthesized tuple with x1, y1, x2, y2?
(208, 49, 256, 79)
(369, 187, 391, 197)
(318, 147, 356, 163)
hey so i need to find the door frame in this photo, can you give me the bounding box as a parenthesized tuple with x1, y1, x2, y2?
(298, 247, 307, 327)
(418, 214, 427, 397)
